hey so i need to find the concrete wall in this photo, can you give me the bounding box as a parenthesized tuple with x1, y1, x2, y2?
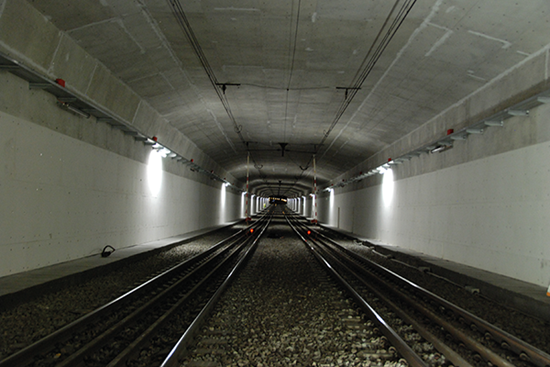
(0, 0, 237, 185)
(317, 35, 550, 288)
(0, 105, 242, 277)
(318, 100, 550, 287)
(0, 0, 244, 277)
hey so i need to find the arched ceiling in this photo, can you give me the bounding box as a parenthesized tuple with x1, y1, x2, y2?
(28, 0, 550, 196)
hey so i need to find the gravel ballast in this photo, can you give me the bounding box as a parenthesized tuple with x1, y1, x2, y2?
(338, 237, 550, 355)
(1, 219, 549, 365)
(181, 222, 406, 367)
(0, 228, 236, 361)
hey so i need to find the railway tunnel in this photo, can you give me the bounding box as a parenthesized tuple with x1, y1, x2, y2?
(1, 0, 550, 364)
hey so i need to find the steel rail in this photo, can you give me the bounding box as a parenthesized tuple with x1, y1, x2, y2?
(297, 226, 473, 366)
(315, 240, 514, 367)
(310, 226, 550, 367)
(296, 225, 478, 367)
(289, 216, 516, 366)
(56, 229, 253, 367)
(0, 222, 258, 367)
(105, 224, 267, 367)
(286, 216, 429, 367)
(159, 215, 272, 367)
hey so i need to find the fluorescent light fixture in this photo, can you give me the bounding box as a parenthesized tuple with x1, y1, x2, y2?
(431, 145, 452, 153)
(466, 128, 484, 134)
(484, 120, 504, 127)
(507, 109, 529, 116)
(537, 96, 550, 104)
(158, 148, 171, 158)
(451, 134, 468, 140)
(56, 101, 90, 118)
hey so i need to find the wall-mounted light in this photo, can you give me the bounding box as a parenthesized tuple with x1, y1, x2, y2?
(431, 145, 452, 153)
(507, 109, 529, 116)
(159, 148, 171, 158)
(451, 134, 468, 140)
(56, 101, 90, 118)
(466, 128, 484, 134)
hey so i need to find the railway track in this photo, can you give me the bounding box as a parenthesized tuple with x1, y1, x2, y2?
(0, 210, 272, 367)
(3, 206, 548, 366)
(177, 208, 454, 366)
(286, 212, 550, 367)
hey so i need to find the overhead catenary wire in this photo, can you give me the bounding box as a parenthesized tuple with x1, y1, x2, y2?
(286, 0, 417, 197)
(284, 0, 303, 142)
(167, 0, 264, 172)
(316, 0, 418, 158)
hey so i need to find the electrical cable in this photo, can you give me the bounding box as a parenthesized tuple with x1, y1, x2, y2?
(167, 0, 265, 173)
(315, 0, 418, 158)
(239, 83, 331, 90)
(286, 0, 416, 196)
(284, 0, 303, 142)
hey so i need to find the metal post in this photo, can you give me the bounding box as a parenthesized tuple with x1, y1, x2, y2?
(312, 155, 318, 224)
(245, 152, 251, 222)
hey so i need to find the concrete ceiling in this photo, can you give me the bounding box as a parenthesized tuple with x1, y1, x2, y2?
(27, 0, 550, 196)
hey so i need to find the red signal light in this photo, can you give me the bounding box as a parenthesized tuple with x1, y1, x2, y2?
(307, 230, 311, 235)
(250, 228, 254, 234)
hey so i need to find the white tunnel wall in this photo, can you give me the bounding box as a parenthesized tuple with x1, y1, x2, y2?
(0, 110, 242, 278)
(318, 103, 550, 287)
